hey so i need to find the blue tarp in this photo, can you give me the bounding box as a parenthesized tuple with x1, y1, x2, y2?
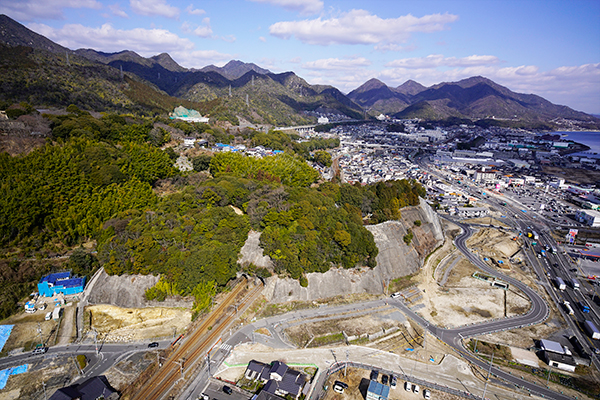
(0, 325, 14, 353)
(0, 364, 28, 389)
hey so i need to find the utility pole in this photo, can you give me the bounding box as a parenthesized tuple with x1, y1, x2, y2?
(174, 358, 186, 381)
(91, 328, 98, 355)
(42, 381, 47, 400)
(206, 352, 211, 376)
(482, 351, 494, 400)
(546, 364, 553, 387)
(37, 323, 44, 347)
(345, 350, 349, 377)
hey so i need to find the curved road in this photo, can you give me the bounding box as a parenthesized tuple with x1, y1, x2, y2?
(389, 218, 575, 400)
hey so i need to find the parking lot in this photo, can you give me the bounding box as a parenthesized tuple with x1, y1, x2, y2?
(200, 380, 251, 400)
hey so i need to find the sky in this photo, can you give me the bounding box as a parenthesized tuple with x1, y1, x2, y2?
(1, 0, 600, 114)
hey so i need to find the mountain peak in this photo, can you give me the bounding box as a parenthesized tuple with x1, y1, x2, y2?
(395, 80, 426, 96)
(0, 14, 69, 54)
(150, 52, 186, 72)
(200, 60, 271, 80)
(454, 76, 495, 88)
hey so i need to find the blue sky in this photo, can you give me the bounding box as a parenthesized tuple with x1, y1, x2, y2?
(1, 0, 599, 114)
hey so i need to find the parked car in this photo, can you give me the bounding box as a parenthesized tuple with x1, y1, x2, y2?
(404, 381, 412, 391)
(381, 374, 388, 385)
(390, 375, 397, 389)
(32, 346, 48, 355)
(333, 381, 348, 394)
(148, 342, 159, 348)
(424, 389, 431, 399)
(223, 386, 233, 395)
(413, 384, 420, 394)
(370, 370, 379, 381)
(200, 394, 209, 400)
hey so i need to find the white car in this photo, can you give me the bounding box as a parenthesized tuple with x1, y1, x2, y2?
(413, 384, 420, 394)
(404, 381, 412, 391)
(424, 389, 431, 399)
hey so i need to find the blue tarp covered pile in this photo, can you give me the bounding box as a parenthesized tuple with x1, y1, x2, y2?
(0, 325, 14, 353)
(0, 364, 28, 389)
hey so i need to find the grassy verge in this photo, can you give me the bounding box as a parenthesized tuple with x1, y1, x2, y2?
(308, 332, 344, 347)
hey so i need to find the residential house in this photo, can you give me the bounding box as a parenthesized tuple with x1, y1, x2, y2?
(49, 375, 118, 400)
(244, 360, 306, 399)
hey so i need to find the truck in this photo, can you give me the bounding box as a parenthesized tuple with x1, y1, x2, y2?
(52, 307, 62, 321)
(555, 277, 566, 291)
(531, 231, 539, 240)
(580, 302, 590, 313)
(584, 320, 600, 340)
(563, 301, 575, 315)
(571, 279, 580, 290)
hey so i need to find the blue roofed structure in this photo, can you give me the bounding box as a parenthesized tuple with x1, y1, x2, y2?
(366, 380, 390, 400)
(38, 272, 85, 297)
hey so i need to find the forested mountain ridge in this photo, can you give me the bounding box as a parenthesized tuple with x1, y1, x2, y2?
(349, 75, 600, 127)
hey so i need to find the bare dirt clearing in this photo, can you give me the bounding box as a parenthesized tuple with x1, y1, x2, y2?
(323, 368, 465, 400)
(412, 223, 531, 328)
(0, 310, 59, 353)
(86, 305, 191, 342)
(0, 354, 81, 400)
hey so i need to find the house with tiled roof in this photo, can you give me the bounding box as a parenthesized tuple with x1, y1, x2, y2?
(244, 360, 306, 399)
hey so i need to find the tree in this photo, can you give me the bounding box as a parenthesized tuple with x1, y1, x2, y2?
(192, 154, 213, 171)
(313, 150, 332, 167)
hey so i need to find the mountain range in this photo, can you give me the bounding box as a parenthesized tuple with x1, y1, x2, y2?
(0, 14, 598, 129)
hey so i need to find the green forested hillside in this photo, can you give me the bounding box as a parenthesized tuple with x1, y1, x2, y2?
(0, 111, 424, 319)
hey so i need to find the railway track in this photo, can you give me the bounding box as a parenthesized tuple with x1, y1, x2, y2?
(132, 277, 261, 400)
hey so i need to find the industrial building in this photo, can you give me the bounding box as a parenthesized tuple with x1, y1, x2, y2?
(37, 272, 85, 298)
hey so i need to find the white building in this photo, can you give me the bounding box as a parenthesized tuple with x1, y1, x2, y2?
(317, 116, 329, 124)
(475, 170, 497, 182)
(455, 207, 488, 218)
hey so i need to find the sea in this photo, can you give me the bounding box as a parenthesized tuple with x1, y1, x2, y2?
(550, 131, 600, 158)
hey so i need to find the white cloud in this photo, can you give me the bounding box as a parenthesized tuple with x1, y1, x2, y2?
(185, 4, 205, 15)
(249, 0, 323, 15)
(259, 36, 267, 42)
(386, 54, 500, 69)
(28, 22, 194, 55)
(269, 9, 458, 45)
(302, 57, 371, 71)
(192, 17, 213, 38)
(0, 0, 101, 21)
(374, 43, 418, 53)
(108, 4, 129, 18)
(129, 0, 179, 18)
